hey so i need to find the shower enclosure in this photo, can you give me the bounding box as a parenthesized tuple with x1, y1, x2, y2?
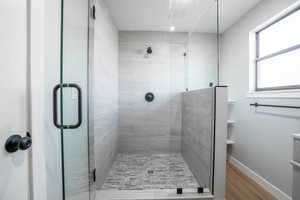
(46, 0, 227, 200)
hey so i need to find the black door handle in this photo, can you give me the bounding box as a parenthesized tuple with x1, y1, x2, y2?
(53, 83, 82, 129)
(5, 133, 32, 153)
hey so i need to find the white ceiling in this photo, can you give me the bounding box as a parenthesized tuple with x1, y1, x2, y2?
(103, 0, 263, 33)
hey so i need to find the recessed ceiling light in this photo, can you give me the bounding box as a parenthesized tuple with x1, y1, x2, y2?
(170, 26, 175, 32)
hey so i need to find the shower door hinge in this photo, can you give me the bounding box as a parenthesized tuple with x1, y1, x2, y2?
(92, 168, 96, 182)
(92, 5, 96, 20)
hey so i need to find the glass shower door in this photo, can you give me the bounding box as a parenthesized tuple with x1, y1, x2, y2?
(58, 0, 93, 199)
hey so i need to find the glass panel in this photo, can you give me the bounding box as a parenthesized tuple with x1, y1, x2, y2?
(257, 48, 300, 89)
(186, 0, 218, 90)
(44, 0, 65, 198)
(182, 0, 217, 193)
(61, 0, 90, 199)
(259, 9, 300, 57)
(187, 32, 218, 90)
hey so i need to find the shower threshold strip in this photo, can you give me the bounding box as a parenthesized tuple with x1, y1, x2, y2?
(97, 188, 213, 200)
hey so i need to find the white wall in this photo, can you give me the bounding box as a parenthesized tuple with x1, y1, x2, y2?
(30, 0, 48, 199)
(220, 0, 300, 196)
(93, 0, 119, 189)
(0, 1, 29, 200)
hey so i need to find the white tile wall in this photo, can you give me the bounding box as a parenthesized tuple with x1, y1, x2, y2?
(118, 31, 186, 153)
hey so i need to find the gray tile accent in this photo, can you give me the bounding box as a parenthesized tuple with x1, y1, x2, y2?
(182, 88, 214, 189)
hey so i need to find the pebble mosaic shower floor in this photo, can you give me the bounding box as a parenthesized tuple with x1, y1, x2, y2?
(101, 153, 200, 190)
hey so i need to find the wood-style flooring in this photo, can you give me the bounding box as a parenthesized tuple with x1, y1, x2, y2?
(226, 162, 278, 200)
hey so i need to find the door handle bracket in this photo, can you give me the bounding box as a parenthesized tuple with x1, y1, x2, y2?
(53, 83, 82, 129)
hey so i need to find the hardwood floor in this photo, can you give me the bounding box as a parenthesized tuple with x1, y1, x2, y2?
(226, 162, 278, 200)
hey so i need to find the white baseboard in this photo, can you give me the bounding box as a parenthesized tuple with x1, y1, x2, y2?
(228, 156, 291, 200)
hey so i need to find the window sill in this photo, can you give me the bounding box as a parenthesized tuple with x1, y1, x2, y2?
(247, 89, 300, 98)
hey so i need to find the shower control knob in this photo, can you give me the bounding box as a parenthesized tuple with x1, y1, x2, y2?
(5, 133, 32, 153)
(145, 92, 155, 102)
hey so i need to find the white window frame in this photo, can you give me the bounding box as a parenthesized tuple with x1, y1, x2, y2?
(248, 1, 300, 98)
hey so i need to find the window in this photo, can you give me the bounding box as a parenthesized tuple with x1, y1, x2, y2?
(254, 7, 300, 91)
